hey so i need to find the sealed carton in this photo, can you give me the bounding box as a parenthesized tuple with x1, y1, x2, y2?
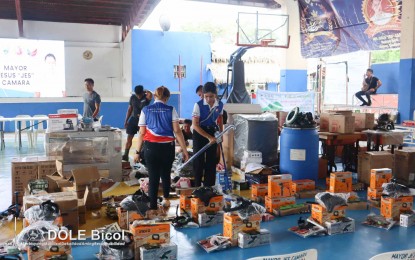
(47, 114, 78, 132)
(223, 213, 261, 246)
(394, 149, 415, 183)
(400, 212, 415, 227)
(358, 151, 394, 185)
(370, 168, 392, 189)
(265, 196, 296, 213)
(353, 113, 375, 131)
(116, 207, 144, 229)
(130, 223, 170, 246)
(180, 195, 192, 216)
(238, 229, 270, 248)
(11, 157, 38, 204)
(329, 172, 352, 193)
(251, 183, 268, 200)
(268, 174, 293, 197)
(291, 179, 315, 193)
(329, 115, 355, 134)
(325, 217, 355, 235)
(311, 204, 347, 225)
(381, 196, 414, 220)
(140, 242, 177, 260)
(198, 211, 224, 227)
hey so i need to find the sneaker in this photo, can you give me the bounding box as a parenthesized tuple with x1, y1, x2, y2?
(122, 155, 129, 161)
(367, 102, 372, 106)
(161, 199, 170, 209)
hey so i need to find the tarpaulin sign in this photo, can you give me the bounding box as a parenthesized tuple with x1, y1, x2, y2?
(257, 89, 315, 113)
(298, 0, 401, 58)
(247, 249, 318, 260)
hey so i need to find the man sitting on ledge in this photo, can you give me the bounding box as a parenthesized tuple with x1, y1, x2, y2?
(355, 68, 382, 106)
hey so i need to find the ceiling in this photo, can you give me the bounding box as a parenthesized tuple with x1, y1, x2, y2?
(0, 0, 279, 39)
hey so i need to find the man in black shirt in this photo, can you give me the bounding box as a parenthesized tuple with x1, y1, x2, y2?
(355, 68, 382, 106)
(123, 85, 152, 161)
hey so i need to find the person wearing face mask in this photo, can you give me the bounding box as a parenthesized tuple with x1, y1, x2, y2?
(192, 82, 224, 187)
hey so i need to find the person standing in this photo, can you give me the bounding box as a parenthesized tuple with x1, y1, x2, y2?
(123, 85, 153, 161)
(355, 68, 382, 106)
(192, 82, 224, 187)
(83, 78, 101, 120)
(134, 86, 189, 212)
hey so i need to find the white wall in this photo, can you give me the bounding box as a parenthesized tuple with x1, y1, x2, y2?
(0, 19, 130, 97)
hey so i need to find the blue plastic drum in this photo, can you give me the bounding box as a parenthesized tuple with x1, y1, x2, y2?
(279, 127, 319, 180)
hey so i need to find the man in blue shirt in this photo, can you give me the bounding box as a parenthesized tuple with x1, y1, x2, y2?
(83, 78, 101, 120)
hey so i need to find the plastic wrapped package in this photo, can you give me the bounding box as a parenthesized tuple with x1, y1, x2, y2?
(24, 200, 60, 223)
(173, 152, 193, 177)
(315, 192, 349, 212)
(382, 181, 413, 198)
(233, 113, 278, 167)
(120, 190, 151, 216)
(111, 130, 123, 158)
(99, 231, 134, 260)
(15, 221, 63, 250)
(223, 195, 265, 219)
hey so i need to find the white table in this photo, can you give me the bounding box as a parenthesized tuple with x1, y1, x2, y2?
(0, 116, 48, 150)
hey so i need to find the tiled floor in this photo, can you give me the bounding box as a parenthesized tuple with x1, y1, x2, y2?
(1, 132, 415, 260)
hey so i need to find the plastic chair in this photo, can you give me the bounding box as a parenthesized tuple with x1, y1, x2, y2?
(14, 115, 33, 148)
(32, 114, 47, 147)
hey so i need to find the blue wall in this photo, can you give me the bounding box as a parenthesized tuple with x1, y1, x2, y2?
(132, 30, 212, 119)
(398, 58, 415, 121)
(0, 94, 180, 132)
(280, 70, 307, 92)
(372, 62, 399, 94)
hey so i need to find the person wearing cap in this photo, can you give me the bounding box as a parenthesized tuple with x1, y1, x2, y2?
(134, 86, 189, 213)
(123, 85, 153, 161)
(192, 82, 224, 187)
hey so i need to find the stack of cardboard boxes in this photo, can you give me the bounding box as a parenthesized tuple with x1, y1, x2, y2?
(367, 168, 392, 206)
(358, 151, 394, 185)
(291, 179, 316, 198)
(265, 174, 296, 214)
(223, 213, 262, 247)
(191, 195, 224, 227)
(320, 111, 374, 133)
(129, 222, 177, 260)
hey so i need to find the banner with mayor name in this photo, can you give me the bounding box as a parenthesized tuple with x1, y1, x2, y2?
(257, 90, 315, 113)
(298, 0, 401, 58)
(0, 38, 65, 97)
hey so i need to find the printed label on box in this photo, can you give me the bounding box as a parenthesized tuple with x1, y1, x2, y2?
(290, 149, 306, 161)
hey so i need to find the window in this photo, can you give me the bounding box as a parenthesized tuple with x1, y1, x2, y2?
(174, 65, 186, 78)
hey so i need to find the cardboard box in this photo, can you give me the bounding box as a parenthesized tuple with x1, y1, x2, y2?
(198, 211, 224, 227)
(130, 223, 170, 245)
(311, 204, 347, 225)
(268, 174, 293, 197)
(45, 172, 72, 193)
(353, 113, 375, 131)
(394, 149, 415, 183)
(67, 166, 102, 210)
(251, 183, 268, 199)
(367, 187, 383, 200)
(23, 191, 79, 232)
(329, 172, 352, 193)
(55, 160, 72, 179)
(47, 113, 78, 132)
(319, 113, 331, 132)
(400, 212, 415, 227)
(358, 152, 394, 185)
(116, 207, 144, 229)
(329, 115, 355, 134)
(265, 196, 296, 213)
(325, 217, 355, 235)
(180, 195, 192, 216)
(223, 213, 261, 246)
(191, 196, 223, 221)
(11, 158, 38, 205)
(140, 242, 177, 260)
(370, 168, 392, 189)
(381, 196, 414, 220)
(37, 156, 60, 179)
(220, 126, 234, 169)
(291, 179, 315, 193)
(237, 229, 270, 249)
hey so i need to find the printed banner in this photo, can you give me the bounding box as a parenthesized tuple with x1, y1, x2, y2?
(369, 249, 415, 260)
(298, 0, 401, 58)
(0, 38, 65, 97)
(247, 249, 318, 260)
(257, 90, 315, 113)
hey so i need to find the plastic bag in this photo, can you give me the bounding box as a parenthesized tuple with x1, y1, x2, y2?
(15, 221, 63, 250)
(99, 231, 134, 260)
(382, 181, 412, 198)
(315, 192, 349, 212)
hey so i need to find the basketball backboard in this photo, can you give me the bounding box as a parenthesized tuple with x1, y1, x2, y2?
(237, 12, 290, 48)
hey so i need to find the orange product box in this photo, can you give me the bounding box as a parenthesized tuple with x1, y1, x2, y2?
(311, 204, 347, 225)
(367, 187, 383, 200)
(27, 230, 71, 260)
(223, 213, 261, 246)
(130, 223, 170, 248)
(116, 207, 144, 229)
(291, 179, 315, 193)
(265, 196, 296, 213)
(370, 168, 392, 189)
(381, 196, 414, 221)
(251, 183, 268, 198)
(180, 195, 192, 215)
(268, 174, 293, 197)
(191, 195, 223, 221)
(329, 172, 352, 193)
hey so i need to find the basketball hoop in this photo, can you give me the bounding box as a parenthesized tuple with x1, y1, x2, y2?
(260, 39, 276, 47)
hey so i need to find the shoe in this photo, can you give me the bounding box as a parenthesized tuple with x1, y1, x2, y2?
(367, 102, 372, 106)
(122, 155, 129, 161)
